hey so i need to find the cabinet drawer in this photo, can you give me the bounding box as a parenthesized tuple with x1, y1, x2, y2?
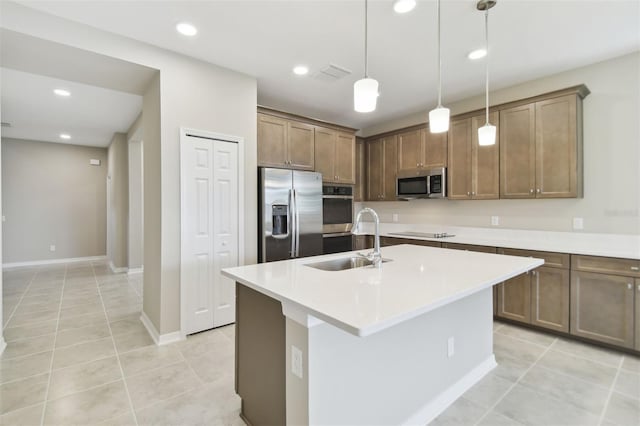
(498, 248, 570, 269)
(443, 243, 496, 254)
(571, 255, 640, 277)
(380, 237, 441, 248)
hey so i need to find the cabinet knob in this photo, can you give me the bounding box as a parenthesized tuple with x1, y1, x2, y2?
(637, 284, 640, 291)
(529, 189, 534, 194)
(467, 192, 471, 196)
(531, 270, 537, 276)
(628, 283, 633, 290)
(536, 188, 541, 193)
(472, 191, 476, 196)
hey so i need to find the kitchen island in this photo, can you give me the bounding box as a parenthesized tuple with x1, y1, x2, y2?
(222, 244, 543, 426)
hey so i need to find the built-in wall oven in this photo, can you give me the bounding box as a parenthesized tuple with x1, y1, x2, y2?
(322, 185, 354, 254)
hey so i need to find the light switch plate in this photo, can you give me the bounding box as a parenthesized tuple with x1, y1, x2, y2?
(573, 217, 584, 230)
(291, 346, 303, 379)
(49, 245, 56, 252)
(89, 159, 101, 166)
(392, 213, 399, 223)
(491, 216, 500, 226)
(447, 337, 455, 358)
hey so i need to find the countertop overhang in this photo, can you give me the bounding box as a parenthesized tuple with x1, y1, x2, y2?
(222, 245, 543, 337)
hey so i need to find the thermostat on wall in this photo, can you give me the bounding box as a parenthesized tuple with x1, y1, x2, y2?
(90, 159, 101, 166)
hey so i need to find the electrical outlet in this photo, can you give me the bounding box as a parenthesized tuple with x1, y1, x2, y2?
(573, 217, 584, 230)
(49, 245, 56, 252)
(291, 345, 303, 379)
(392, 213, 399, 223)
(491, 216, 500, 226)
(447, 337, 455, 358)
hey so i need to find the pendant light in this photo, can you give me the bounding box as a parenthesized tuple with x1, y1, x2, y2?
(429, 0, 449, 133)
(477, 0, 497, 146)
(354, 0, 379, 113)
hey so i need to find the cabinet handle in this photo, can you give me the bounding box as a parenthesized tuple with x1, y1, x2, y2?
(631, 266, 639, 271)
(628, 283, 633, 290)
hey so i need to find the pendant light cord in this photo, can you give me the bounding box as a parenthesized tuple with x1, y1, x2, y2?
(364, 0, 368, 78)
(437, 0, 442, 108)
(484, 8, 490, 125)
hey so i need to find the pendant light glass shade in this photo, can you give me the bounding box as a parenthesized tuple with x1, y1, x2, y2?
(354, 78, 379, 113)
(478, 123, 496, 146)
(429, 0, 449, 133)
(429, 107, 450, 133)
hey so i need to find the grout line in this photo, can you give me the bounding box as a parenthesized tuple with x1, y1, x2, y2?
(3, 268, 39, 331)
(597, 356, 624, 425)
(91, 262, 140, 426)
(39, 262, 68, 426)
(473, 336, 558, 426)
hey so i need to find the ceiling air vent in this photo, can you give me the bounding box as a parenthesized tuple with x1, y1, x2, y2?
(313, 64, 352, 82)
(1, 122, 11, 127)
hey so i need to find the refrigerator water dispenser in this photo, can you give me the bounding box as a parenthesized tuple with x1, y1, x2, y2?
(272, 204, 288, 236)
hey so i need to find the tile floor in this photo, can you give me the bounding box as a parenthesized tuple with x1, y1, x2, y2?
(1, 260, 639, 425)
(1, 261, 240, 426)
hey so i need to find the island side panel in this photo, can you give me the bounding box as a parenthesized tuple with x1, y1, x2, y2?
(236, 283, 286, 426)
(307, 288, 495, 426)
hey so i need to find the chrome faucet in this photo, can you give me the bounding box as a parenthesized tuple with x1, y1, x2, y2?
(353, 207, 382, 266)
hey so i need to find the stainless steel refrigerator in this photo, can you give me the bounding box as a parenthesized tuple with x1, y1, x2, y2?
(259, 167, 323, 262)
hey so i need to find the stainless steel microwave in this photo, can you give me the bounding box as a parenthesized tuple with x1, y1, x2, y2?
(396, 167, 447, 200)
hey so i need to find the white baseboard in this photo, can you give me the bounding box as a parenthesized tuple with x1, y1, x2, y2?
(140, 311, 185, 346)
(0, 337, 6, 356)
(403, 355, 497, 426)
(109, 261, 128, 274)
(127, 267, 144, 275)
(3, 255, 107, 269)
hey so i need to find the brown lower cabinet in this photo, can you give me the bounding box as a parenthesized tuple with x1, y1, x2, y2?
(570, 271, 635, 349)
(379, 236, 441, 248)
(353, 235, 374, 250)
(496, 248, 570, 333)
(636, 279, 640, 351)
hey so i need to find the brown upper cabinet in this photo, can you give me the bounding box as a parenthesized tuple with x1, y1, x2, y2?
(354, 138, 366, 201)
(500, 90, 587, 198)
(397, 128, 447, 173)
(448, 111, 500, 200)
(257, 113, 314, 170)
(366, 136, 397, 201)
(315, 127, 356, 184)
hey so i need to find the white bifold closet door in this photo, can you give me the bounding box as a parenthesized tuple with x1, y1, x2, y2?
(182, 134, 239, 335)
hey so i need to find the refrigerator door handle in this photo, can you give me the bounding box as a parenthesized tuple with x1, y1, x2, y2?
(289, 189, 296, 258)
(294, 189, 301, 257)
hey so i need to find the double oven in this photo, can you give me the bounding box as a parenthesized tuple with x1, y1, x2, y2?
(322, 185, 354, 254)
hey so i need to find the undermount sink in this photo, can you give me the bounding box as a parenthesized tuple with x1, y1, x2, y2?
(305, 256, 391, 271)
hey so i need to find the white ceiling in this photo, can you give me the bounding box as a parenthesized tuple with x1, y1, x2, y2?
(1, 68, 143, 147)
(11, 0, 640, 130)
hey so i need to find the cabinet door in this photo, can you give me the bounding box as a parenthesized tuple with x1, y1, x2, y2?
(570, 271, 635, 348)
(354, 138, 366, 202)
(496, 273, 531, 323)
(471, 112, 499, 199)
(335, 133, 356, 184)
(397, 129, 422, 172)
(287, 121, 315, 170)
(314, 127, 336, 181)
(366, 139, 384, 201)
(535, 95, 578, 198)
(531, 267, 570, 332)
(423, 128, 447, 168)
(257, 114, 287, 167)
(382, 136, 398, 201)
(636, 279, 640, 351)
(447, 118, 472, 199)
(500, 104, 535, 198)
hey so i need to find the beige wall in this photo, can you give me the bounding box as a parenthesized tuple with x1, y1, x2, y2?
(1, 138, 108, 263)
(127, 113, 144, 270)
(107, 133, 128, 269)
(1, 4, 259, 335)
(360, 53, 640, 235)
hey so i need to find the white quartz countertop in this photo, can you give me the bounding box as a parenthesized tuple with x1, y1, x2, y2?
(354, 223, 640, 260)
(222, 245, 542, 337)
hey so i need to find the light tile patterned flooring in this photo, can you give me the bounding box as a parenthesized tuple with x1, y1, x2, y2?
(1, 261, 639, 425)
(1, 261, 240, 425)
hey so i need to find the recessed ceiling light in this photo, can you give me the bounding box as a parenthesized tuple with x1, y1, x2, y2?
(53, 89, 71, 97)
(176, 22, 198, 37)
(468, 48, 487, 60)
(59, 133, 71, 140)
(393, 0, 417, 14)
(293, 65, 309, 76)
